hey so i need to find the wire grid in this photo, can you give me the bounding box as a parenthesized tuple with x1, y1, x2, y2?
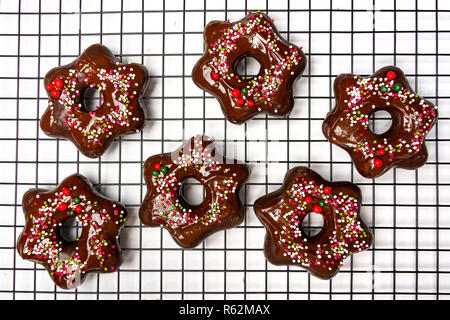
(0, 0, 449, 300)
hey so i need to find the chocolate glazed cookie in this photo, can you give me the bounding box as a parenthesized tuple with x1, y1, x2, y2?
(139, 135, 248, 248)
(323, 66, 438, 178)
(40, 43, 149, 158)
(17, 174, 127, 289)
(254, 167, 372, 280)
(192, 12, 306, 124)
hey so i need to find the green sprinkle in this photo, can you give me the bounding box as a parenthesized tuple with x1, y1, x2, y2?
(393, 83, 402, 92)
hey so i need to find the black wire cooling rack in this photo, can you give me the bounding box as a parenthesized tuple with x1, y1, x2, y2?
(0, 0, 448, 300)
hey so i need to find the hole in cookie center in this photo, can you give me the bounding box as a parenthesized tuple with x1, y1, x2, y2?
(59, 217, 82, 243)
(179, 177, 206, 207)
(83, 87, 104, 113)
(301, 212, 325, 239)
(234, 56, 261, 80)
(368, 110, 393, 135)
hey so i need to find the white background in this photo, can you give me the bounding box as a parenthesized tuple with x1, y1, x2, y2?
(0, 0, 449, 299)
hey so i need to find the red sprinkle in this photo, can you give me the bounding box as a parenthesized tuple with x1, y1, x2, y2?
(248, 100, 255, 107)
(211, 72, 220, 81)
(378, 149, 386, 155)
(54, 78, 63, 88)
(46, 83, 54, 90)
(304, 196, 312, 204)
(58, 203, 68, 211)
(313, 205, 323, 214)
(323, 186, 332, 194)
(236, 98, 244, 105)
(51, 89, 60, 98)
(387, 71, 397, 80)
(374, 158, 383, 168)
(75, 205, 83, 213)
(154, 163, 161, 170)
(232, 89, 241, 98)
(62, 188, 71, 196)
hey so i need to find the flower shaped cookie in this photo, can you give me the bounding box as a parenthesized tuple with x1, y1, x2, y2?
(40, 43, 149, 158)
(139, 135, 249, 248)
(192, 12, 306, 124)
(17, 174, 127, 289)
(254, 166, 372, 279)
(323, 66, 438, 178)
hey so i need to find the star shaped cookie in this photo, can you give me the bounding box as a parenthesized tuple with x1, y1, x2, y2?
(323, 66, 438, 178)
(139, 135, 249, 248)
(192, 12, 306, 124)
(40, 43, 149, 158)
(254, 166, 372, 279)
(17, 174, 127, 289)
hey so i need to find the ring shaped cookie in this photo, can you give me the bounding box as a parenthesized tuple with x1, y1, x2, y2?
(40, 43, 149, 158)
(323, 66, 438, 178)
(17, 174, 127, 289)
(139, 135, 249, 248)
(254, 166, 372, 279)
(192, 12, 306, 124)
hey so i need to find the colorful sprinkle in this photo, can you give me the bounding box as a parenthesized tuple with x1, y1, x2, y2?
(386, 71, 397, 80)
(51, 89, 60, 98)
(160, 166, 168, 174)
(211, 72, 220, 81)
(62, 188, 71, 196)
(374, 159, 383, 168)
(323, 186, 332, 194)
(393, 83, 402, 92)
(54, 78, 64, 88)
(313, 205, 323, 214)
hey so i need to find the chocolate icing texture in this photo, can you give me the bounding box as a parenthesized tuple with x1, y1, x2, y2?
(192, 12, 306, 124)
(40, 43, 149, 158)
(254, 166, 372, 279)
(139, 135, 248, 248)
(323, 66, 438, 178)
(17, 174, 127, 289)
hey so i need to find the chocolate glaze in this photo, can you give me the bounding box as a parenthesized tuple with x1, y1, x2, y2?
(40, 43, 149, 158)
(254, 166, 372, 280)
(139, 135, 248, 248)
(17, 174, 127, 289)
(323, 66, 438, 178)
(192, 12, 306, 124)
